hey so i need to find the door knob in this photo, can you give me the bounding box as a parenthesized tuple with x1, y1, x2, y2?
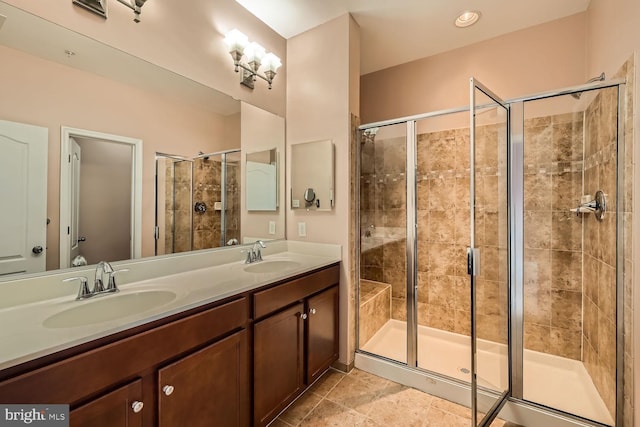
(300, 313, 308, 320)
(162, 385, 175, 396)
(32, 246, 43, 254)
(131, 401, 144, 413)
(78, 236, 87, 242)
(309, 308, 317, 315)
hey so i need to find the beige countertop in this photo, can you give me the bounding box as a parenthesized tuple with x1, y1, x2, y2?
(0, 240, 341, 371)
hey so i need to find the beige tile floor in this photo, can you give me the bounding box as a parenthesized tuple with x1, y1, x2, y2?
(270, 368, 513, 427)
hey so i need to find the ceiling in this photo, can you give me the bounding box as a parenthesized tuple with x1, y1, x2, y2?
(233, 0, 591, 75)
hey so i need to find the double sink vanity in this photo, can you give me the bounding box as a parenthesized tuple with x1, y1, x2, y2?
(0, 240, 341, 427)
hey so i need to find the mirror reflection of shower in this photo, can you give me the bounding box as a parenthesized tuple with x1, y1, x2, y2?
(154, 149, 241, 256)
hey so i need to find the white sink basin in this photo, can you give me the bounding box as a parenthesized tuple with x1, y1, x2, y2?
(43, 290, 177, 329)
(243, 260, 301, 274)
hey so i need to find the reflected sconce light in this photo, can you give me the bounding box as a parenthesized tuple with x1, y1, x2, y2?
(72, 0, 150, 23)
(116, 0, 149, 23)
(224, 29, 282, 90)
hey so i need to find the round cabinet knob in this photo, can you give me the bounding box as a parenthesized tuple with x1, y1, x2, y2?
(32, 246, 43, 255)
(300, 313, 308, 320)
(163, 385, 175, 396)
(131, 401, 144, 413)
(310, 308, 317, 315)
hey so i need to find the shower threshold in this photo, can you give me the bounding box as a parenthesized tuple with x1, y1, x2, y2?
(360, 319, 613, 425)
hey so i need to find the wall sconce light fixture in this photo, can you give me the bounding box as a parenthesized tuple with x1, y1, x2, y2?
(72, 0, 149, 23)
(224, 29, 282, 90)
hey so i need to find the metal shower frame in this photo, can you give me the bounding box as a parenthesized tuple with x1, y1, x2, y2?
(355, 76, 627, 427)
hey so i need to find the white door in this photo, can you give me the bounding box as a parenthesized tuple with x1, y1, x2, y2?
(0, 120, 48, 276)
(69, 138, 82, 263)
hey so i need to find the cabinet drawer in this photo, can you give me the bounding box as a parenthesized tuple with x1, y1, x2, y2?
(0, 297, 247, 405)
(254, 265, 339, 319)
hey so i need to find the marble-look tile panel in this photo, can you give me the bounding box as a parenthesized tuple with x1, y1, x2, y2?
(550, 250, 582, 291)
(550, 289, 582, 330)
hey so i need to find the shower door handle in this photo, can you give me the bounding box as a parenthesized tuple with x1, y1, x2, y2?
(467, 247, 480, 276)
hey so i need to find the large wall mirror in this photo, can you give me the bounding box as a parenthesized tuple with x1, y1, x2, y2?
(0, 1, 285, 278)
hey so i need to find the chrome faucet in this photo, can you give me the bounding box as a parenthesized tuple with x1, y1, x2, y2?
(62, 261, 129, 300)
(244, 240, 266, 264)
(94, 261, 114, 293)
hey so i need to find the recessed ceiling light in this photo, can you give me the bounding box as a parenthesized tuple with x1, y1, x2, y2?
(455, 10, 481, 28)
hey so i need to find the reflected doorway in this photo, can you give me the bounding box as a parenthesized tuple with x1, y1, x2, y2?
(60, 127, 142, 268)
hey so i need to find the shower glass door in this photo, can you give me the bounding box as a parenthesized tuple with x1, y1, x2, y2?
(357, 123, 408, 364)
(469, 78, 510, 426)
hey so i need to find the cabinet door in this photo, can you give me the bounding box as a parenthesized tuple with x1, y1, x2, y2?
(254, 303, 305, 427)
(158, 329, 248, 427)
(307, 286, 339, 384)
(70, 379, 143, 427)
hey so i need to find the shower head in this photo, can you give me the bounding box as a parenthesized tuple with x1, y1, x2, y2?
(197, 151, 209, 161)
(571, 72, 605, 99)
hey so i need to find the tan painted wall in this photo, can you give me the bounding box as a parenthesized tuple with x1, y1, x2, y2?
(0, 46, 228, 269)
(286, 14, 360, 365)
(5, 0, 286, 116)
(360, 13, 587, 123)
(240, 102, 286, 241)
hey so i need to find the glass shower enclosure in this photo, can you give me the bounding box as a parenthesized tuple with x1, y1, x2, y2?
(356, 77, 626, 426)
(155, 149, 241, 255)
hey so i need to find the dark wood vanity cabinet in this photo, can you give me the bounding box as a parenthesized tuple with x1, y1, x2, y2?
(253, 265, 340, 427)
(0, 263, 340, 427)
(0, 296, 250, 427)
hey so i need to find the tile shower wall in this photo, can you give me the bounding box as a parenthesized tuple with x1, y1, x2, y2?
(192, 158, 221, 250)
(416, 128, 471, 336)
(360, 133, 407, 331)
(360, 124, 508, 343)
(523, 112, 584, 360)
(192, 158, 241, 250)
(223, 162, 241, 244)
(164, 160, 192, 253)
(361, 117, 584, 352)
(582, 86, 624, 416)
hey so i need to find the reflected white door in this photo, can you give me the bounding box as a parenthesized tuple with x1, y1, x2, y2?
(69, 138, 81, 263)
(0, 120, 48, 276)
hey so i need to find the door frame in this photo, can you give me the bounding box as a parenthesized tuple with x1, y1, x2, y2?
(60, 126, 142, 268)
(469, 77, 511, 427)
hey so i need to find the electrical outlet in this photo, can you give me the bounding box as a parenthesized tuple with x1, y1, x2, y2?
(268, 221, 276, 235)
(297, 222, 306, 237)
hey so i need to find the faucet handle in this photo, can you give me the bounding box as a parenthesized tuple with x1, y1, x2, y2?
(106, 269, 129, 292)
(63, 276, 91, 300)
(242, 249, 253, 264)
(253, 240, 266, 262)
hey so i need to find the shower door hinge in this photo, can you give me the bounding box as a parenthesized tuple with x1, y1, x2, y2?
(467, 247, 480, 276)
(154, 226, 159, 240)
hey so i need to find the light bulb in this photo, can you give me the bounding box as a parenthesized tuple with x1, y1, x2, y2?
(244, 42, 265, 64)
(262, 53, 282, 72)
(224, 29, 248, 53)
